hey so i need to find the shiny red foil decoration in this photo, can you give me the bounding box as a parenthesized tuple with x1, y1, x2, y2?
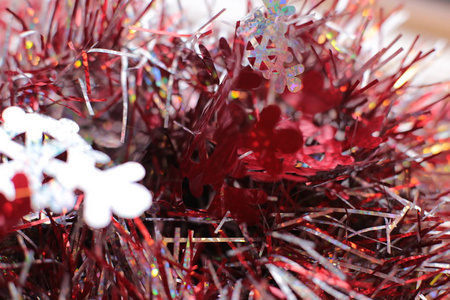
(0, 0, 449, 299)
(209, 186, 267, 225)
(245, 105, 302, 175)
(0, 173, 31, 237)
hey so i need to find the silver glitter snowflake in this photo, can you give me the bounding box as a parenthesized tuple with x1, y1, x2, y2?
(238, 0, 304, 93)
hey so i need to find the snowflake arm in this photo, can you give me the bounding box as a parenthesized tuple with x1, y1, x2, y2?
(48, 149, 152, 228)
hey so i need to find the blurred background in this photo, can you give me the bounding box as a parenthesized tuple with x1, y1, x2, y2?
(168, 0, 450, 82)
(378, 0, 450, 82)
(379, 0, 450, 40)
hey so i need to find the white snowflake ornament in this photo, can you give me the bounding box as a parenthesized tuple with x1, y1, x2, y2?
(0, 107, 152, 228)
(49, 149, 151, 228)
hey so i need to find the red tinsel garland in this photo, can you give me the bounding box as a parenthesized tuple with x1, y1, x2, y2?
(0, 0, 449, 299)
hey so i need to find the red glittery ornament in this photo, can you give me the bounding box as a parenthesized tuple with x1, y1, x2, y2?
(293, 69, 343, 115)
(245, 105, 302, 175)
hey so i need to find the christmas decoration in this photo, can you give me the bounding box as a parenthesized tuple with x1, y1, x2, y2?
(0, 106, 152, 229)
(0, 0, 449, 299)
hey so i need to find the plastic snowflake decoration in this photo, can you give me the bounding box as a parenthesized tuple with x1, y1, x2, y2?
(0, 107, 152, 228)
(238, 0, 304, 93)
